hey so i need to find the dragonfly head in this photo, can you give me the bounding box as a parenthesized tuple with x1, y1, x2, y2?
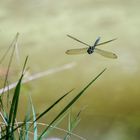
(87, 37, 101, 54)
(87, 47, 94, 54)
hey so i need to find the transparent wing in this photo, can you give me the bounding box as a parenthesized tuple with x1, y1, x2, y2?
(94, 48, 117, 59)
(65, 48, 88, 55)
(67, 35, 91, 47)
(97, 38, 117, 46)
(67, 34, 117, 47)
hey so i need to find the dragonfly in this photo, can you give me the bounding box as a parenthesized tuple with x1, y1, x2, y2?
(65, 35, 117, 59)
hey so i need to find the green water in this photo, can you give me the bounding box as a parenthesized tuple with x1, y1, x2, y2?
(0, 0, 140, 139)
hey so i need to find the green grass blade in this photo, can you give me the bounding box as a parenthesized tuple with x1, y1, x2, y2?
(5, 56, 28, 139)
(2, 33, 19, 96)
(19, 125, 24, 140)
(1, 117, 32, 139)
(64, 112, 71, 140)
(29, 95, 37, 140)
(1, 121, 28, 139)
(32, 89, 74, 124)
(6, 74, 23, 139)
(0, 33, 19, 64)
(64, 114, 81, 140)
(24, 115, 30, 140)
(64, 106, 86, 139)
(0, 33, 20, 115)
(22, 89, 73, 139)
(44, 111, 69, 137)
(38, 68, 106, 139)
(23, 97, 32, 140)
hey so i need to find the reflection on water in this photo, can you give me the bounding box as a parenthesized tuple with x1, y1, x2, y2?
(0, 0, 140, 139)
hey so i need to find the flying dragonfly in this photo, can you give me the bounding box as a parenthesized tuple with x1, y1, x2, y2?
(65, 35, 117, 59)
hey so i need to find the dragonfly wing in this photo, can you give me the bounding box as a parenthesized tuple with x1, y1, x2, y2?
(67, 35, 90, 47)
(65, 48, 88, 55)
(97, 38, 117, 46)
(94, 48, 117, 59)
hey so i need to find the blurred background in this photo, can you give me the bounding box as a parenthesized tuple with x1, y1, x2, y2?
(0, 0, 140, 139)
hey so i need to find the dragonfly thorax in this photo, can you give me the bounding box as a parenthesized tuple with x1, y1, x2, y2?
(87, 47, 94, 54)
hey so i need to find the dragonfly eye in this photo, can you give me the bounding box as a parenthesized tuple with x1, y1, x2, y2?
(87, 47, 94, 54)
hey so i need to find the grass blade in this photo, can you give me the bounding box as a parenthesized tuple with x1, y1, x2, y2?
(23, 98, 32, 140)
(38, 68, 107, 139)
(0, 32, 19, 64)
(44, 111, 69, 138)
(32, 89, 74, 124)
(5, 56, 28, 139)
(29, 95, 37, 140)
(5, 73, 23, 139)
(0, 33, 19, 117)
